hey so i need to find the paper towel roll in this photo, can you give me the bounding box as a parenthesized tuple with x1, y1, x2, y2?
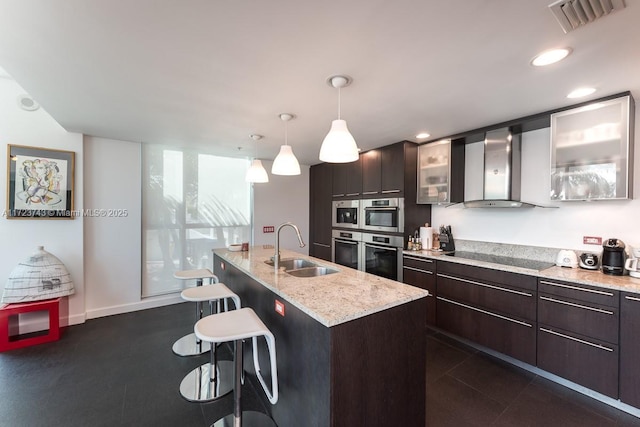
(420, 226, 433, 250)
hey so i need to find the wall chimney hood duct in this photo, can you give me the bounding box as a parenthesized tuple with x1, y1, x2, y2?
(464, 127, 539, 208)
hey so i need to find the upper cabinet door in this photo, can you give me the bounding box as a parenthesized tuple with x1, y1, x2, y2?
(550, 95, 634, 201)
(381, 143, 404, 195)
(361, 149, 381, 197)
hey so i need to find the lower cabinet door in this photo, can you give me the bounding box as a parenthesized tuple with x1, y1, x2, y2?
(620, 293, 640, 407)
(436, 296, 536, 366)
(537, 324, 619, 398)
(403, 265, 435, 326)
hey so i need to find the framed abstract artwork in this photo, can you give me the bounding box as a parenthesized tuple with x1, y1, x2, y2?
(6, 145, 75, 219)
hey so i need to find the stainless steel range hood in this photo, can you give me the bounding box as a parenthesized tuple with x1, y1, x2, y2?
(464, 127, 539, 208)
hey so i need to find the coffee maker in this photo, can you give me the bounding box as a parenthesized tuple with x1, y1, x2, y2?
(602, 238, 626, 276)
(625, 244, 640, 278)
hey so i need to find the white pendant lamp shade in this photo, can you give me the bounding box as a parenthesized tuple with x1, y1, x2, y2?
(245, 134, 269, 183)
(272, 145, 301, 175)
(246, 159, 269, 183)
(272, 113, 301, 176)
(319, 119, 359, 163)
(319, 75, 359, 163)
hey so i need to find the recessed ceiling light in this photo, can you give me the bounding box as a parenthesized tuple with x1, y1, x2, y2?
(531, 48, 572, 66)
(416, 132, 430, 139)
(567, 87, 596, 99)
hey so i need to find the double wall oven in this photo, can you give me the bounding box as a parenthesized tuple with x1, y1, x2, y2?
(332, 197, 405, 282)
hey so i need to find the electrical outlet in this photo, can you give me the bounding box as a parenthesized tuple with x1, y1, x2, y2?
(583, 236, 602, 245)
(263, 226, 275, 233)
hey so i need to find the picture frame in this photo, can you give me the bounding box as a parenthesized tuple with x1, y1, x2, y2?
(6, 145, 75, 219)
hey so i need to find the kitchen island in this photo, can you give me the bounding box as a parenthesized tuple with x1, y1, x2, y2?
(213, 247, 428, 427)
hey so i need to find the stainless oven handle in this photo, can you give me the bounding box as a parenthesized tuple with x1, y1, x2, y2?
(363, 206, 398, 211)
(313, 243, 331, 248)
(364, 243, 398, 251)
(333, 239, 359, 245)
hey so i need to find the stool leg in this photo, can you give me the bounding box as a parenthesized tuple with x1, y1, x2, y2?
(233, 339, 243, 427)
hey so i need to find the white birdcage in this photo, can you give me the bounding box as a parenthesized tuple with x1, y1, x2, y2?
(2, 246, 74, 303)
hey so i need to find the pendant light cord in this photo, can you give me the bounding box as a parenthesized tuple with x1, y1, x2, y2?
(337, 86, 341, 120)
(285, 119, 289, 146)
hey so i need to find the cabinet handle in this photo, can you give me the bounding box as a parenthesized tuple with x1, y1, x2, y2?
(403, 266, 434, 274)
(381, 189, 401, 193)
(332, 194, 345, 197)
(539, 295, 614, 315)
(345, 193, 360, 196)
(539, 327, 614, 352)
(313, 243, 331, 248)
(437, 296, 532, 327)
(437, 273, 533, 297)
(539, 280, 614, 297)
(362, 191, 379, 195)
(624, 295, 640, 302)
(403, 255, 433, 263)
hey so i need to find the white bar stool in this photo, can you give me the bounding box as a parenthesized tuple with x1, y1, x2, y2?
(195, 307, 278, 427)
(172, 269, 219, 357)
(179, 284, 240, 402)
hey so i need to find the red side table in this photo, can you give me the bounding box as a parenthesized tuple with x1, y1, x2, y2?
(0, 297, 61, 352)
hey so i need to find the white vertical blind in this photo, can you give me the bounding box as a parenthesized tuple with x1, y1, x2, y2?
(142, 144, 251, 297)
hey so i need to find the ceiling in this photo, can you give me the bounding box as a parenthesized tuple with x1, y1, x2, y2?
(1, 0, 639, 166)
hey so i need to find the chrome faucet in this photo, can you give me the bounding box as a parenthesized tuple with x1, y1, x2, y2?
(274, 222, 306, 271)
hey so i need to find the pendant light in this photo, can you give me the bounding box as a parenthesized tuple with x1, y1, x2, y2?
(245, 134, 269, 183)
(319, 75, 359, 163)
(272, 113, 301, 175)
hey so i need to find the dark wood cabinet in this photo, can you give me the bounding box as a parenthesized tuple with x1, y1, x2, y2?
(402, 255, 436, 326)
(620, 292, 640, 407)
(435, 261, 537, 365)
(536, 279, 619, 398)
(361, 142, 409, 198)
(361, 149, 381, 197)
(381, 142, 404, 195)
(309, 163, 332, 261)
(332, 157, 362, 198)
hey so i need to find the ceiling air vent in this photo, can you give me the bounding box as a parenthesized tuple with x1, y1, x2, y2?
(549, 0, 626, 33)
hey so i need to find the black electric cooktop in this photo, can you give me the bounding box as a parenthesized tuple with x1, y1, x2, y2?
(445, 251, 555, 271)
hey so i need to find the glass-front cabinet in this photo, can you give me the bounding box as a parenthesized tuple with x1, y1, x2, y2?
(550, 94, 634, 201)
(417, 139, 452, 204)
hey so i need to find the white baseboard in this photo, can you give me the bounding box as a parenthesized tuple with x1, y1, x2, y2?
(85, 294, 183, 319)
(9, 295, 184, 333)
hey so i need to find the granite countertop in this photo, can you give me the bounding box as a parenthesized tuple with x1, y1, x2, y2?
(214, 247, 429, 327)
(403, 248, 640, 295)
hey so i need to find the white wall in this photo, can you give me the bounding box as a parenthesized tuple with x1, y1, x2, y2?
(252, 160, 310, 254)
(432, 105, 640, 254)
(0, 77, 84, 327)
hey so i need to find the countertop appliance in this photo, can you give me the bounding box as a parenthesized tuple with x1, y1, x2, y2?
(602, 238, 626, 276)
(579, 253, 599, 270)
(332, 200, 359, 229)
(556, 250, 578, 268)
(361, 198, 404, 233)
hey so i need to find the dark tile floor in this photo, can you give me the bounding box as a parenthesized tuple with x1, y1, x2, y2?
(1, 303, 639, 426)
(426, 330, 640, 426)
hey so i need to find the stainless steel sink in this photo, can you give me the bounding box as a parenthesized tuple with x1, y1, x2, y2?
(264, 258, 338, 277)
(264, 258, 317, 270)
(286, 266, 339, 277)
